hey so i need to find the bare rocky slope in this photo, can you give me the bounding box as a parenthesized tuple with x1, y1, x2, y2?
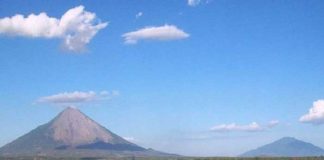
(0, 107, 173, 157)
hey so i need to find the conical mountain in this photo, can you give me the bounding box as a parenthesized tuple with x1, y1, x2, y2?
(241, 137, 324, 157)
(0, 107, 171, 157)
(46, 107, 132, 147)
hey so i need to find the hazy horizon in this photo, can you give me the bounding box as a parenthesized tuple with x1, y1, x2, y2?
(1, 0, 324, 157)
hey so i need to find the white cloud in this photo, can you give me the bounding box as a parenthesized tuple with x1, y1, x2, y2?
(100, 90, 120, 97)
(37, 90, 118, 104)
(267, 120, 280, 128)
(188, 0, 201, 6)
(122, 24, 189, 44)
(210, 122, 264, 132)
(123, 137, 138, 142)
(300, 100, 324, 125)
(210, 120, 279, 132)
(0, 5, 107, 52)
(135, 12, 143, 19)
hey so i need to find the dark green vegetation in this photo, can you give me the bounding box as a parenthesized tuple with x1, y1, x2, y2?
(1, 157, 324, 160)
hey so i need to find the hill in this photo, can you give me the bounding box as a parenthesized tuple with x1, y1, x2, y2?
(241, 137, 324, 157)
(0, 107, 173, 158)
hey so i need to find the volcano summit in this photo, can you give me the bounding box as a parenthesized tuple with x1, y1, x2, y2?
(0, 107, 171, 157)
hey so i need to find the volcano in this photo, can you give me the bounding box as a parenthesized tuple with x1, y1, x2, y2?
(0, 107, 172, 157)
(241, 137, 324, 157)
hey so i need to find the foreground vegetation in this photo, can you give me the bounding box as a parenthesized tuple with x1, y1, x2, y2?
(1, 157, 324, 160)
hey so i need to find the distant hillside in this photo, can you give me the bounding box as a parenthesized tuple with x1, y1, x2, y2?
(0, 107, 174, 157)
(241, 137, 324, 157)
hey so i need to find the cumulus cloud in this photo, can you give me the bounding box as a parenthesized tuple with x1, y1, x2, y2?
(0, 5, 107, 52)
(122, 24, 189, 44)
(210, 120, 279, 132)
(135, 12, 143, 19)
(210, 122, 264, 132)
(267, 120, 280, 128)
(300, 100, 324, 125)
(123, 137, 138, 142)
(37, 90, 118, 104)
(188, 0, 201, 6)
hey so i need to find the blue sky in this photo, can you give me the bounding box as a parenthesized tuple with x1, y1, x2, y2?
(1, 0, 324, 156)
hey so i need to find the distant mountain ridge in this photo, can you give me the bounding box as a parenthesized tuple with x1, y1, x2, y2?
(241, 137, 324, 157)
(0, 107, 173, 157)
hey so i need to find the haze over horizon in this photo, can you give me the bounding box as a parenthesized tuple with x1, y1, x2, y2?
(1, 0, 324, 157)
